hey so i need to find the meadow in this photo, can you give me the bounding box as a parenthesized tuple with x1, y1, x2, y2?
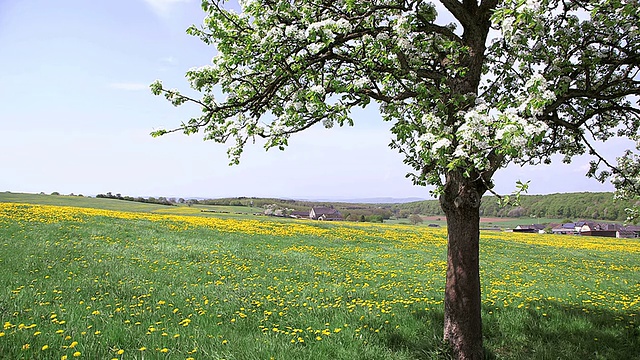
(0, 201, 638, 359)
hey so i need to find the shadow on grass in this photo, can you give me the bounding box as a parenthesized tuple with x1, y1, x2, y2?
(379, 301, 639, 360)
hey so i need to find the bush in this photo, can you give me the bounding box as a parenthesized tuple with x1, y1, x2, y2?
(408, 214, 423, 225)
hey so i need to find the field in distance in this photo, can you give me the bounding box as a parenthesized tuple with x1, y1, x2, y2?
(0, 200, 638, 359)
(0, 192, 264, 219)
(0, 192, 562, 228)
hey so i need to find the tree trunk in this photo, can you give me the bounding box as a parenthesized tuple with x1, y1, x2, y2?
(440, 178, 483, 360)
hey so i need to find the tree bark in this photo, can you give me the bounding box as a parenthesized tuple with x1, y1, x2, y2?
(440, 175, 483, 360)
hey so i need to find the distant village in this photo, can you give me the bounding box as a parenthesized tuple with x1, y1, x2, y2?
(265, 206, 345, 221)
(258, 205, 640, 239)
(513, 221, 640, 239)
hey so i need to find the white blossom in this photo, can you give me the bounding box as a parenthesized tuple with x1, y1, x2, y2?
(285, 25, 305, 40)
(522, 0, 541, 12)
(511, 136, 527, 149)
(453, 147, 468, 159)
(433, 138, 451, 151)
(501, 16, 515, 38)
(393, 15, 410, 36)
(309, 84, 325, 95)
(418, 133, 437, 144)
(376, 32, 389, 41)
(307, 42, 323, 53)
(353, 77, 369, 90)
(306, 103, 317, 113)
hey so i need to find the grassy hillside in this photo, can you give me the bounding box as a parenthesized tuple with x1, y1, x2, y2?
(0, 192, 172, 212)
(0, 202, 638, 359)
(394, 192, 635, 222)
(0, 192, 264, 218)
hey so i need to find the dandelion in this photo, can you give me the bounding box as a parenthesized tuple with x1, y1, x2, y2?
(116, 349, 124, 355)
(42, 345, 49, 350)
(159, 348, 169, 353)
(222, 339, 228, 345)
(73, 351, 81, 357)
(22, 344, 30, 350)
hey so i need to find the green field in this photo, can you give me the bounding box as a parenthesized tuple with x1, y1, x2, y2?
(0, 199, 638, 359)
(0, 192, 264, 219)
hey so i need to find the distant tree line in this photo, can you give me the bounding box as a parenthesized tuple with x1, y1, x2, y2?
(90, 192, 634, 221)
(393, 192, 637, 221)
(95, 192, 177, 206)
(341, 208, 392, 223)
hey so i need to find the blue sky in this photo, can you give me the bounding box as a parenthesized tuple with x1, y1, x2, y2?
(0, 0, 629, 200)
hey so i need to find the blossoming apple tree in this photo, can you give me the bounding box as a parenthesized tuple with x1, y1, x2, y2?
(151, 0, 640, 358)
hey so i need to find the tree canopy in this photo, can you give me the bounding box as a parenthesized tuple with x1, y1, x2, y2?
(151, 0, 639, 358)
(152, 0, 638, 201)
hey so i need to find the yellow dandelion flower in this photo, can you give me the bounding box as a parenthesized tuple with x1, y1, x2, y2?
(0, 332, 4, 337)
(316, 336, 322, 341)
(159, 348, 169, 353)
(116, 349, 124, 355)
(69, 341, 78, 348)
(222, 339, 228, 345)
(61, 356, 68, 360)
(73, 351, 81, 357)
(22, 344, 30, 350)
(138, 347, 147, 351)
(42, 345, 49, 350)
(34, 331, 42, 336)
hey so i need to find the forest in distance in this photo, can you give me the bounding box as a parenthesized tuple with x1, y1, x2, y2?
(200, 192, 635, 222)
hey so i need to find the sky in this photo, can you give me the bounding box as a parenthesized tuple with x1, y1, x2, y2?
(0, 0, 631, 200)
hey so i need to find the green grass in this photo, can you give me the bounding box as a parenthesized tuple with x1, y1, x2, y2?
(0, 201, 639, 359)
(0, 192, 173, 213)
(0, 192, 264, 219)
(386, 216, 569, 229)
